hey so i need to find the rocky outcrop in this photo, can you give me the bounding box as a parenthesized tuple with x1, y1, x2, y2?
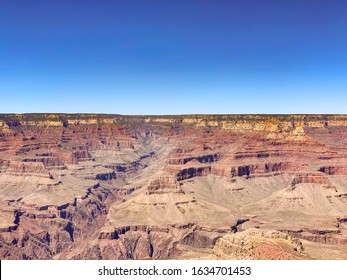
(290, 173, 330, 187)
(212, 228, 308, 260)
(211, 162, 307, 177)
(95, 171, 116, 181)
(168, 153, 220, 165)
(146, 176, 181, 194)
(319, 166, 347, 175)
(176, 166, 211, 181)
(282, 229, 347, 245)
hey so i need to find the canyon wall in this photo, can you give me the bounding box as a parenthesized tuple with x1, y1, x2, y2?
(1, 114, 347, 259)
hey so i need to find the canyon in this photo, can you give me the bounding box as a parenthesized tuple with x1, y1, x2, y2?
(0, 113, 347, 259)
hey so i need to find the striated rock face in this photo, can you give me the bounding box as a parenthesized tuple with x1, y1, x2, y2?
(1, 114, 347, 259)
(5, 161, 53, 178)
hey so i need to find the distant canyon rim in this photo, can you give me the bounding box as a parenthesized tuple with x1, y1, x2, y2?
(0, 113, 347, 260)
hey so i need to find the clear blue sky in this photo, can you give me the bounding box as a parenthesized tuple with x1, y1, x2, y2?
(0, 0, 346, 114)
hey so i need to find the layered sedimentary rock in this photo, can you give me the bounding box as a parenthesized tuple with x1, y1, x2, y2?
(1, 114, 347, 259)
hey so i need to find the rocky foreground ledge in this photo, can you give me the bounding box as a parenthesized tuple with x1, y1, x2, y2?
(0, 114, 347, 259)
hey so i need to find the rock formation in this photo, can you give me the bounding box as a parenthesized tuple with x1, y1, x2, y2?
(212, 228, 308, 260)
(0, 114, 347, 259)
